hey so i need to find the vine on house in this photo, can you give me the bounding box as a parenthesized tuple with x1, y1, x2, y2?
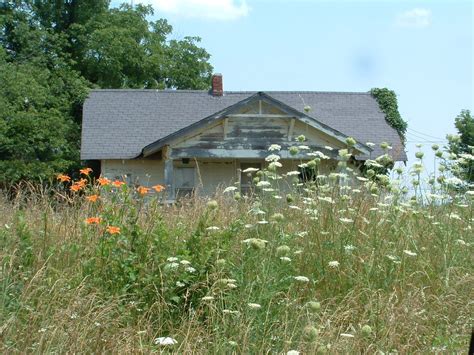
(370, 88, 408, 142)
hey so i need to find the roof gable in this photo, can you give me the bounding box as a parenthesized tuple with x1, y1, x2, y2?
(142, 92, 371, 157)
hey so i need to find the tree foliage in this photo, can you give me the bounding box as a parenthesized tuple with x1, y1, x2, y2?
(0, 1, 213, 186)
(447, 109, 474, 182)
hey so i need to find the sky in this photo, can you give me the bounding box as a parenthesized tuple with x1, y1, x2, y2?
(114, 0, 473, 177)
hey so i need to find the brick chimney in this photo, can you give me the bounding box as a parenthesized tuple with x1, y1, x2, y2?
(211, 73, 223, 96)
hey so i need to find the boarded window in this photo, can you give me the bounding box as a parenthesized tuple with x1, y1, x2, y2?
(175, 167, 195, 198)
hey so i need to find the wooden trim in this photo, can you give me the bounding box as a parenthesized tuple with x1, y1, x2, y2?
(170, 148, 339, 160)
(288, 118, 295, 142)
(223, 117, 229, 139)
(226, 114, 293, 118)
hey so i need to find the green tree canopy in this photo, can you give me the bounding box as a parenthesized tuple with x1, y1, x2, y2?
(447, 109, 474, 183)
(0, 1, 214, 186)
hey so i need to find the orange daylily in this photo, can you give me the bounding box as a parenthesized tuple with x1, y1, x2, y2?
(106, 226, 121, 234)
(57, 174, 71, 183)
(77, 178, 88, 187)
(112, 180, 126, 188)
(85, 217, 101, 225)
(86, 194, 99, 202)
(70, 183, 83, 192)
(137, 186, 149, 195)
(97, 177, 111, 186)
(80, 167, 93, 176)
(152, 184, 165, 192)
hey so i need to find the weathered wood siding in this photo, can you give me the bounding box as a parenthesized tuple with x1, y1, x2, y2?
(172, 116, 345, 152)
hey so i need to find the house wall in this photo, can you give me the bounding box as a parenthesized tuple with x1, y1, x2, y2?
(101, 158, 338, 196)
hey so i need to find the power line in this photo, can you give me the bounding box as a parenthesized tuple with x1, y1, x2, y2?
(407, 127, 445, 141)
(406, 132, 446, 143)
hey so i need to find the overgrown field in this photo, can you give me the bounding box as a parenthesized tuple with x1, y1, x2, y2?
(1, 148, 473, 353)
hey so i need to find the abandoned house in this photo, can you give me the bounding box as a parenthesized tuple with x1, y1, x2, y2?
(80, 74, 407, 199)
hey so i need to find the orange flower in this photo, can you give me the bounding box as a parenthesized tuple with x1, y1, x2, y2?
(152, 184, 165, 192)
(86, 194, 99, 202)
(57, 174, 71, 183)
(70, 183, 82, 192)
(106, 226, 121, 234)
(85, 217, 101, 225)
(97, 177, 110, 186)
(112, 180, 126, 188)
(137, 186, 149, 195)
(77, 178, 88, 187)
(80, 167, 93, 176)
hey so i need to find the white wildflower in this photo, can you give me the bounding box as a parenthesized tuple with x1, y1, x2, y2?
(298, 145, 310, 150)
(176, 281, 185, 287)
(222, 309, 240, 315)
(206, 226, 220, 231)
(180, 260, 191, 265)
(248, 303, 262, 309)
(256, 181, 271, 187)
(154, 337, 178, 346)
(167, 257, 179, 262)
(287, 351, 300, 355)
(242, 167, 259, 173)
(403, 250, 417, 257)
(185, 266, 196, 273)
(268, 144, 282, 151)
(339, 217, 354, 224)
(201, 296, 215, 301)
(344, 244, 356, 252)
(356, 176, 369, 182)
(340, 333, 355, 338)
(449, 213, 461, 220)
(324, 145, 334, 151)
(166, 262, 179, 269)
(223, 186, 238, 193)
(328, 260, 340, 268)
(366, 142, 375, 148)
(294, 276, 310, 282)
(268, 161, 282, 169)
(286, 170, 301, 176)
(70, 313, 78, 319)
(318, 196, 335, 204)
(265, 154, 281, 162)
(280, 256, 292, 262)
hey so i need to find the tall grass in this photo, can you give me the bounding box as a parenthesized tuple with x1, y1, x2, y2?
(1, 144, 473, 353)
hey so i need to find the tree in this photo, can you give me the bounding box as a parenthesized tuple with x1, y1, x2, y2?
(69, 4, 212, 89)
(0, 1, 214, 186)
(447, 110, 474, 183)
(0, 46, 89, 186)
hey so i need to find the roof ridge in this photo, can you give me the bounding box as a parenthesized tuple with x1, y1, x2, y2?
(90, 89, 372, 95)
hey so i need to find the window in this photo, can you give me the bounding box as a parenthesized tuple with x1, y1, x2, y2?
(298, 166, 317, 183)
(175, 167, 195, 199)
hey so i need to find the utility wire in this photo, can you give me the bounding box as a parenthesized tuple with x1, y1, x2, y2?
(406, 132, 446, 143)
(407, 127, 445, 141)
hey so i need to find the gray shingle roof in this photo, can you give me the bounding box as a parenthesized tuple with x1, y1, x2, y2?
(81, 90, 407, 161)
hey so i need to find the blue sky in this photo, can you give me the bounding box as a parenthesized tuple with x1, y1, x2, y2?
(115, 0, 472, 174)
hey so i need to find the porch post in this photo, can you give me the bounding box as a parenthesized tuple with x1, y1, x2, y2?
(163, 145, 175, 201)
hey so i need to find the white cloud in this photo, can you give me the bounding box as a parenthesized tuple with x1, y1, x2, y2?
(396, 8, 432, 28)
(138, 0, 250, 21)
